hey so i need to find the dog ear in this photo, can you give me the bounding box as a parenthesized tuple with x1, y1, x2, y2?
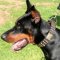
(26, 0, 32, 13)
(31, 6, 41, 24)
(26, 0, 41, 23)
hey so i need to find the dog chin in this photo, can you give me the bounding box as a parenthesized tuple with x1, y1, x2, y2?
(11, 38, 28, 51)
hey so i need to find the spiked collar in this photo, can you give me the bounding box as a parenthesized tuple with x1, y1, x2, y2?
(39, 20, 56, 47)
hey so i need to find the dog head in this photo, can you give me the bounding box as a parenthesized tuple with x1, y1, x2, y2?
(1, 0, 43, 51)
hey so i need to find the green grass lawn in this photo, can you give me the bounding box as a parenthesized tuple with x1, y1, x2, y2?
(0, 0, 60, 60)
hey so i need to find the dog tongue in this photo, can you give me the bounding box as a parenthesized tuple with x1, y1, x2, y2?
(11, 39, 28, 51)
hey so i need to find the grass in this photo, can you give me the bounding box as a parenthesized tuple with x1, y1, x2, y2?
(0, 41, 45, 60)
(0, 0, 60, 60)
(0, 1, 13, 5)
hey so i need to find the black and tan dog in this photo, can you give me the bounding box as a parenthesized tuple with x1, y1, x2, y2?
(1, 0, 60, 60)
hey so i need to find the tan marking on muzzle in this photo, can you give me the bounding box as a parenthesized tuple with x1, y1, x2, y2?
(6, 33, 34, 43)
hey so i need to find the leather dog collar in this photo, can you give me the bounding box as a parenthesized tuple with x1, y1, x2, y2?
(39, 20, 56, 47)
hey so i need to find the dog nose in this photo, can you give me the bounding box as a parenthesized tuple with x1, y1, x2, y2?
(1, 34, 7, 40)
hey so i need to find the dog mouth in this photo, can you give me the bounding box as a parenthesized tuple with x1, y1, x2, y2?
(2, 33, 34, 51)
(11, 38, 28, 51)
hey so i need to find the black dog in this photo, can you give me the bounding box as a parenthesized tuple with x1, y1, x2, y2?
(1, 0, 60, 60)
(1, 0, 44, 50)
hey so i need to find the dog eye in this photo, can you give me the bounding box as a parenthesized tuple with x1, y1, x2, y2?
(14, 25, 20, 30)
(17, 26, 20, 29)
(16, 26, 21, 30)
(17, 23, 20, 25)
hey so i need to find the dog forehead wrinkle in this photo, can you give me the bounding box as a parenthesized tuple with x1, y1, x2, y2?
(11, 27, 25, 34)
(16, 17, 32, 27)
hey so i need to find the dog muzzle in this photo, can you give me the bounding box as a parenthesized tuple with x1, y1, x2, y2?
(6, 33, 34, 51)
